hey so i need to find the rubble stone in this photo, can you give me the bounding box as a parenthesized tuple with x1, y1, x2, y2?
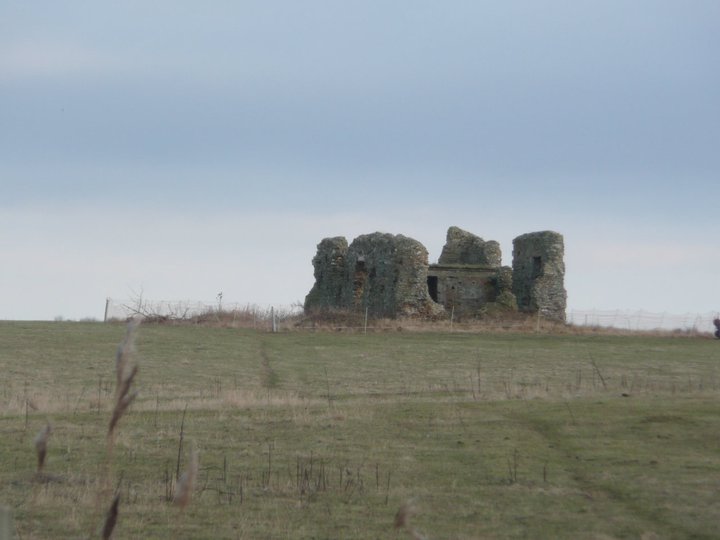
(512, 231, 566, 321)
(438, 226, 501, 267)
(305, 233, 443, 318)
(305, 227, 566, 322)
(303, 237, 348, 310)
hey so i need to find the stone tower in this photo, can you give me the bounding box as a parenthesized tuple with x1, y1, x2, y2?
(511, 231, 566, 321)
(304, 233, 443, 318)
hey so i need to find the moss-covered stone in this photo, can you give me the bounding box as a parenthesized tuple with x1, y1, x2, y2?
(306, 227, 565, 322)
(305, 233, 443, 318)
(438, 226, 501, 267)
(304, 237, 348, 311)
(512, 231, 566, 321)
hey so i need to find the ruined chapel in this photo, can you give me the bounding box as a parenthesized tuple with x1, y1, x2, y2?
(304, 227, 567, 321)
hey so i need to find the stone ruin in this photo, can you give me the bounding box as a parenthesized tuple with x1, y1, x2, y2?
(304, 226, 567, 321)
(304, 233, 443, 319)
(512, 231, 567, 319)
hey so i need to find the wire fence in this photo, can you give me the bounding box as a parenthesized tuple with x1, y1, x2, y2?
(566, 309, 718, 334)
(105, 298, 718, 334)
(104, 298, 301, 323)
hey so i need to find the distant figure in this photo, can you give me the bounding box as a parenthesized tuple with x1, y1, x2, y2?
(714, 318, 720, 339)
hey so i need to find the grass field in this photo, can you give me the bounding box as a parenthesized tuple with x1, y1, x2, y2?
(1, 321, 719, 539)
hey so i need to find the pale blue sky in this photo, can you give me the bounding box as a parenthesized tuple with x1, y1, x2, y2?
(2, 1, 718, 320)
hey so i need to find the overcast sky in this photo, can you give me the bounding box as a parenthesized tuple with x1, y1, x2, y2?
(2, 1, 719, 320)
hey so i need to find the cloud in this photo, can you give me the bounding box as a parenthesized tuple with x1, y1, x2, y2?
(581, 242, 719, 267)
(0, 204, 455, 320)
(0, 41, 107, 80)
(4, 203, 718, 320)
(2, 2, 718, 319)
(565, 236, 720, 312)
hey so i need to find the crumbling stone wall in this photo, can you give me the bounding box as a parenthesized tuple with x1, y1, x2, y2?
(429, 227, 516, 317)
(304, 237, 348, 310)
(489, 266, 517, 311)
(438, 226, 501, 266)
(304, 233, 443, 318)
(305, 227, 565, 321)
(512, 231, 566, 320)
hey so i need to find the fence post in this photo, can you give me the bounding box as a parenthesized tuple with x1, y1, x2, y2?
(104, 298, 110, 323)
(450, 305, 454, 331)
(271, 307, 277, 333)
(363, 307, 368, 334)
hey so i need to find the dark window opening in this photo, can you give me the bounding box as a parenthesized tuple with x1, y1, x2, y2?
(427, 276, 438, 302)
(353, 261, 368, 305)
(532, 256, 543, 278)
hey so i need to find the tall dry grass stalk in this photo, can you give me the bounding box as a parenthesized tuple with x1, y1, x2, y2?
(97, 318, 141, 537)
(101, 493, 120, 540)
(394, 500, 427, 540)
(108, 367, 138, 438)
(174, 446, 199, 511)
(115, 317, 139, 387)
(108, 318, 140, 449)
(33, 423, 52, 473)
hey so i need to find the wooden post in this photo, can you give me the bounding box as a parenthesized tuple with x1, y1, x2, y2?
(271, 307, 277, 333)
(104, 297, 110, 323)
(364, 307, 369, 334)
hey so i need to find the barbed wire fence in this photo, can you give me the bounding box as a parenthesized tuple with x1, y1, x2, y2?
(105, 297, 718, 335)
(104, 298, 302, 329)
(565, 309, 717, 334)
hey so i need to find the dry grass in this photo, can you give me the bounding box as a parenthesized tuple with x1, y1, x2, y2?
(101, 493, 119, 540)
(2, 322, 720, 538)
(108, 320, 140, 450)
(294, 305, 706, 337)
(394, 500, 427, 539)
(174, 446, 199, 511)
(33, 423, 52, 473)
(113, 301, 717, 342)
(134, 304, 301, 330)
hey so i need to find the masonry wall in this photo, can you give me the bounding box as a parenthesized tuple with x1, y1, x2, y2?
(427, 266, 498, 316)
(305, 232, 443, 318)
(304, 237, 348, 310)
(511, 231, 566, 321)
(305, 227, 565, 321)
(438, 226, 502, 266)
(428, 227, 516, 317)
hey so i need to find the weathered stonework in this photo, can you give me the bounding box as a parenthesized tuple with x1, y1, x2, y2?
(304, 237, 348, 310)
(512, 231, 566, 321)
(305, 227, 567, 321)
(428, 227, 516, 317)
(305, 233, 443, 318)
(438, 226, 502, 266)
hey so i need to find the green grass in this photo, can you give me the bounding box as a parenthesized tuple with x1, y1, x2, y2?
(1, 321, 719, 539)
